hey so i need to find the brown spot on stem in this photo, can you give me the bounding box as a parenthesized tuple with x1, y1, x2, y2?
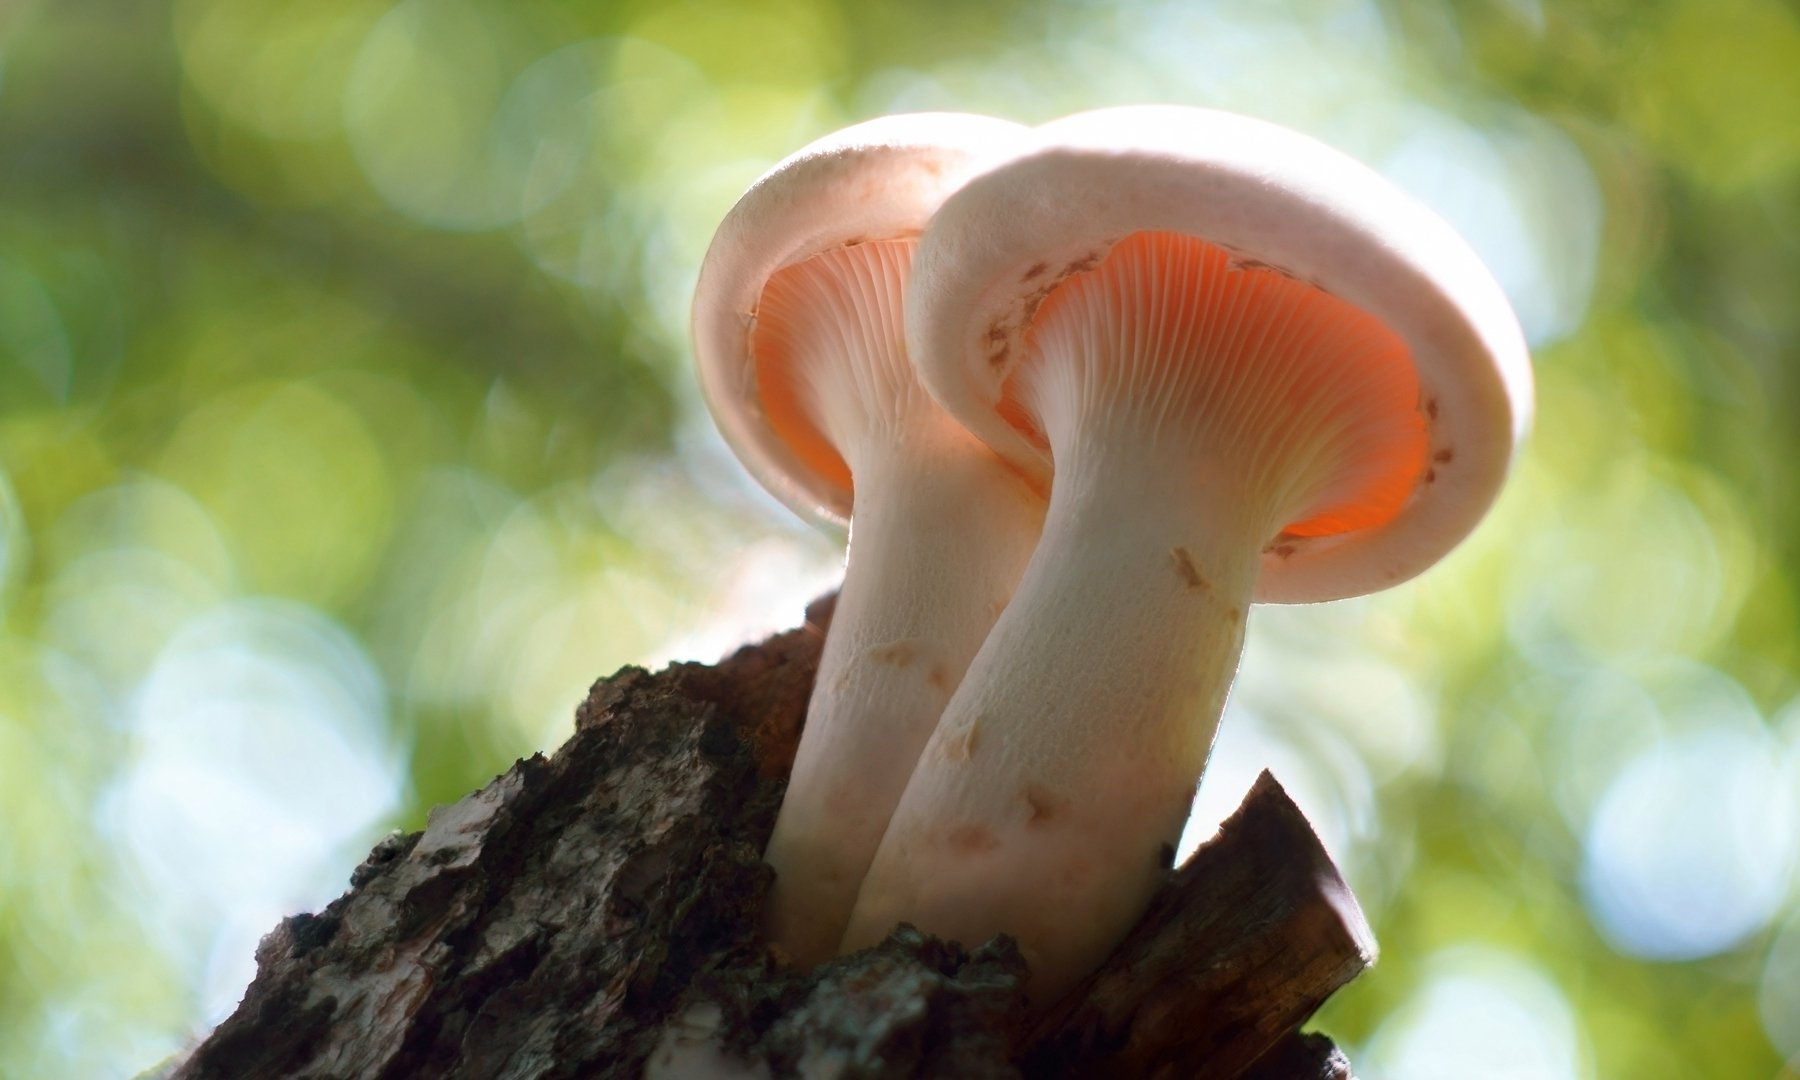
(1424, 468, 1437, 484)
(927, 664, 953, 692)
(867, 641, 916, 668)
(1170, 546, 1208, 591)
(1022, 261, 1049, 282)
(1225, 606, 1243, 625)
(1023, 783, 1067, 825)
(1425, 397, 1441, 420)
(1434, 448, 1455, 464)
(1271, 543, 1296, 559)
(946, 824, 999, 854)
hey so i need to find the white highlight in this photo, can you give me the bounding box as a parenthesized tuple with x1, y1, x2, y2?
(1365, 945, 1588, 1080)
(1580, 726, 1795, 961)
(105, 599, 406, 1021)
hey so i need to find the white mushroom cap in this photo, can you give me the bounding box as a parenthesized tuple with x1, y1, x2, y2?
(909, 105, 1532, 602)
(693, 112, 1035, 526)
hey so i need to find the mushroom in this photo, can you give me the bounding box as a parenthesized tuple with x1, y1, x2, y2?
(693, 114, 1045, 967)
(840, 106, 1533, 1003)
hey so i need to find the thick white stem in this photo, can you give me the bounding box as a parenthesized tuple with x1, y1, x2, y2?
(762, 422, 1043, 966)
(840, 441, 1267, 1004)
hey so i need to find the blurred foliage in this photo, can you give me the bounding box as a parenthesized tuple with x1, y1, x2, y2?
(0, 0, 1796, 1076)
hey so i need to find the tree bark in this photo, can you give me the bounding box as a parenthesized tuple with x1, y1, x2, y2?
(169, 596, 1375, 1079)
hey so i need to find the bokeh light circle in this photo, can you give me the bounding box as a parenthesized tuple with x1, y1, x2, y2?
(1581, 725, 1795, 961)
(1364, 944, 1588, 1080)
(105, 599, 406, 1018)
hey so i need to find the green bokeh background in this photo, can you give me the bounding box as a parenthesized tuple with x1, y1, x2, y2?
(2, 0, 1797, 1076)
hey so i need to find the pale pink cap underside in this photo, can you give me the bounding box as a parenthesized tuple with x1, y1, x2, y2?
(909, 105, 1533, 604)
(693, 113, 1035, 527)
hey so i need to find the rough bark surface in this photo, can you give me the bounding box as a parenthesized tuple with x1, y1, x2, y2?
(170, 597, 1374, 1079)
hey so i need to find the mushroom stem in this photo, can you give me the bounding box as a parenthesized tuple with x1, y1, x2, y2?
(838, 435, 1267, 1003)
(765, 427, 1043, 966)
(757, 243, 1045, 968)
(843, 228, 1427, 1004)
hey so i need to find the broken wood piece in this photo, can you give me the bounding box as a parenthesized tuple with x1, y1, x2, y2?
(1022, 772, 1376, 1078)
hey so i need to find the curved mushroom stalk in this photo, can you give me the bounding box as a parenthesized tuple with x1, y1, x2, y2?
(766, 436, 1043, 964)
(756, 241, 1045, 966)
(690, 114, 1042, 968)
(843, 106, 1531, 1006)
